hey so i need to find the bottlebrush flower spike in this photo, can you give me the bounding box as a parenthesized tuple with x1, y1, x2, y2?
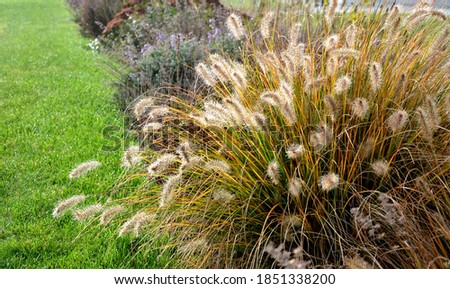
(69, 160, 101, 179)
(52, 195, 86, 218)
(386, 110, 408, 133)
(226, 13, 245, 39)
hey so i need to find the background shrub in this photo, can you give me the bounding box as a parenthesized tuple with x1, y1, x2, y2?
(68, 0, 125, 36)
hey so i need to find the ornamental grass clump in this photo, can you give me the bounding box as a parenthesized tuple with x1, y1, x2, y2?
(69, 2, 449, 268)
(112, 3, 450, 268)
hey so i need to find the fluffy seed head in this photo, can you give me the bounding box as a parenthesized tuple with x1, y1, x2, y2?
(325, 0, 338, 26)
(134, 98, 154, 120)
(345, 24, 357, 47)
(260, 91, 283, 107)
(179, 238, 208, 254)
(288, 177, 302, 198)
(416, 107, 435, 141)
(230, 68, 247, 91)
(205, 159, 231, 174)
(267, 160, 281, 185)
(142, 122, 163, 132)
(324, 94, 339, 121)
(289, 22, 302, 47)
(371, 160, 390, 177)
(387, 110, 409, 133)
(52, 195, 86, 217)
(148, 107, 171, 121)
(335, 76, 352, 94)
(73, 204, 103, 221)
(100, 205, 125, 225)
(286, 143, 305, 159)
(160, 174, 182, 207)
(177, 142, 191, 164)
(324, 34, 339, 51)
(119, 211, 152, 237)
(133, 213, 155, 236)
(179, 155, 203, 173)
(212, 189, 235, 203)
(319, 173, 340, 192)
(369, 62, 383, 92)
(331, 48, 360, 59)
(226, 13, 245, 39)
(351, 97, 370, 119)
(360, 137, 375, 159)
(260, 11, 275, 39)
(148, 154, 178, 175)
(69, 160, 101, 179)
(309, 124, 333, 151)
(195, 63, 216, 86)
(251, 112, 267, 129)
(121, 146, 141, 168)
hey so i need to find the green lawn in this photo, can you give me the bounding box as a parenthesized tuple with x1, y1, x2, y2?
(0, 0, 158, 268)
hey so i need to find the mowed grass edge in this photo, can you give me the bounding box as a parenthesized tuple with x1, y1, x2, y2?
(0, 0, 161, 268)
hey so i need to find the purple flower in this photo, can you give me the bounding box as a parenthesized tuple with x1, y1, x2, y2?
(374, 38, 380, 47)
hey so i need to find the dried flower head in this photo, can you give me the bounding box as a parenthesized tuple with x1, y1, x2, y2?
(205, 159, 231, 174)
(345, 24, 357, 47)
(69, 160, 101, 179)
(286, 143, 305, 159)
(264, 242, 311, 269)
(288, 177, 302, 198)
(319, 173, 340, 192)
(386, 110, 409, 133)
(52, 195, 86, 218)
(260, 11, 275, 39)
(142, 122, 163, 132)
(148, 107, 171, 121)
(134, 98, 154, 120)
(324, 94, 339, 121)
(331, 48, 360, 59)
(121, 146, 141, 168)
(344, 255, 375, 269)
(351, 97, 370, 119)
(119, 211, 152, 237)
(148, 154, 178, 175)
(369, 62, 383, 92)
(226, 13, 245, 39)
(309, 124, 333, 151)
(212, 189, 235, 203)
(133, 213, 155, 236)
(416, 107, 435, 141)
(323, 34, 339, 51)
(230, 67, 247, 91)
(325, 0, 338, 27)
(289, 22, 302, 47)
(211, 61, 231, 83)
(195, 63, 216, 86)
(267, 160, 281, 185)
(100, 205, 124, 225)
(177, 142, 191, 164)
(251, 112, 267, 129)
(160, 174, 182, 207)
(371, 160, 390, 177)
(359, 137, 375, 159)
(179, 238, 208, 254)
(335, 75, 352, 94)
(73, 204, 103, 221)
